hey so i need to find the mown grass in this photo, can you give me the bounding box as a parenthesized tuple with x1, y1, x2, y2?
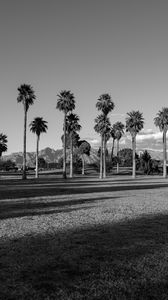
(1, 176, 168, 299)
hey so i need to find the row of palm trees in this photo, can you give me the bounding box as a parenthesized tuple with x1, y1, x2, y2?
(16, 85, 87, 180)
(93, 94, 144, 179)
(1, 84, 168, 179)
(94, 95, 168, 179)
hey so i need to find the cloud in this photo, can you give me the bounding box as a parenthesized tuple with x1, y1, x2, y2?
(139, 129, 155, 135)
(84, 137, 100, 147)
(136, 131, 162, 142)
(111, 129, 164, 153)
(85, 129, 164, 153)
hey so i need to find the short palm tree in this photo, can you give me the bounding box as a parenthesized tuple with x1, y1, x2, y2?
(56, 90, 75, 179)
(96, 93, 114, 178)
(66, 113, 81, 178)
(154, 107, 168, 178)
(17, 84, 36, 179)
(77, 140, 91, 175)
(94, 114, 111, 178)
(140, 150, 152, 175)
(126, 110, 144, 178)
(29, 117, 48, 178)
(0, 133, 8, 158)
(113, 122, 125, 173)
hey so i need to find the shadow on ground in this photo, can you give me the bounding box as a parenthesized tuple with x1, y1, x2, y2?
(1, 213, 168, 299)
(0, 195, 120, 219)
(0, 176, 168, 200)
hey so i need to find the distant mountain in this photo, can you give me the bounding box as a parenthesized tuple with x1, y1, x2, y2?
(2, 147, 99, 167)
(2, 146, 164, 168)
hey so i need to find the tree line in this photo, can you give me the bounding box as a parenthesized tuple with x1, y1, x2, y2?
(0, 84, 168, 179)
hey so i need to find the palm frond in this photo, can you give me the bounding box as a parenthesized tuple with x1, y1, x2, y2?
(17, 84, 36, 111)
(154, 107, 168, 132)
(29, 117, 48, 136)
(126, 110, 144, 136)
(111, 121, 125, 140)
(56, 90, 75, 113)
(96, 93, 115, 115)
(66, 113, 81, 134)
(94, 114, 111, 135)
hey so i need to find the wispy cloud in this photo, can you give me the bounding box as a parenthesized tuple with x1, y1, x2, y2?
(136, 131, 162, 142)
(85, 129, 164, 152)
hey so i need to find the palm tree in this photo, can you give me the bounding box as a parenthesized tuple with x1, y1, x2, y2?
(113, 122, 125, 173)
(140, 150, 152, 175)
(17, 84, 36, 179)
(94, 114, 111, 178)
(96, 93, 115, 178)
(154, 107, 168, 178)
(0, 133, 8, 158)
(126, 110, 144, 178)
(56, 90, 75, 179)
(29, 117, 48, 178)
(66, 113, 81, 178)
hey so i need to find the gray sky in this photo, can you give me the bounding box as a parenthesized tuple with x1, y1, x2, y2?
(1, 0, 168, 153)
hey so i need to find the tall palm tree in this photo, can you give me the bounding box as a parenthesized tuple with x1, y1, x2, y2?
(66, 113, 81, 178)
(96, 93, 115, 178)
(113, 122, 125, 173)
(17, 84, 36, 179)
(154, 107, 168, 178)
(126, 110, 144, 178)
(29, 117, 48, 178)
(56, 90, 75, 179)
(0, 133, 8, 158)
(94, 114, 111, 178)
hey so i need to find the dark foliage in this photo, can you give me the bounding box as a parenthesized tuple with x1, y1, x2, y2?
(0, 160, 17, 171)
(118, 148, 139, 167)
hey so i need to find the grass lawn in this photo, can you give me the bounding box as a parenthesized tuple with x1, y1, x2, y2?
(1, 175, 168, 299)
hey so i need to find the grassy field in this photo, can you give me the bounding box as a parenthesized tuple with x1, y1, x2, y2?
(1, 175, 168, 299)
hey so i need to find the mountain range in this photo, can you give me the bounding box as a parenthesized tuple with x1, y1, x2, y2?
(2, 146, 164, 167)
(2, 147, 99, 167)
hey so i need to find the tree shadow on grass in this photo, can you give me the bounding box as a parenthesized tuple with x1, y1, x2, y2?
(1, 213, 168, 299)
(0, 175, 164, 186)
(0, 195, 120, 220)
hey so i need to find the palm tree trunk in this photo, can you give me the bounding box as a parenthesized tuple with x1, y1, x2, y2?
(111, 138, 115, 161)
(82, 155, 85, 175)
(99, 134, 103, 179)
(70, 134, 73, 178)
(63, 113, 67, 179)
(116, 139, 119, 174)
(22, 105, 27, 180)
(132, 136, 136, 179)
(35, 135, 39, 178)
(103, 134, 106, 178)
(163, 130, 167, 178)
